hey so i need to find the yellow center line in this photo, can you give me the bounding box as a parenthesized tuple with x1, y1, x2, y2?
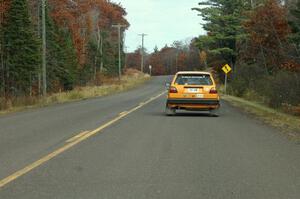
(66, 131, 90, 143)
(0, 91, 167, 189)
(118, 111, 128, 116)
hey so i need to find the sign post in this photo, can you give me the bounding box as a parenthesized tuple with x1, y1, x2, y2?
(224, 73, 228, 94)
(222, 64, 232, 95)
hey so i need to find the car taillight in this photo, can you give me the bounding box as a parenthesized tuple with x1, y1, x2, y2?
(210, 88, 218, 94)
(169, 86, 178, 93)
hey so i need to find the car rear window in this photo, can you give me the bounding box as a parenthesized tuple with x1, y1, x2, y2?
(175, 74, 213, 85)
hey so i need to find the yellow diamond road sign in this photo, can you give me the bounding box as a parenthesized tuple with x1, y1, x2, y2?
(222, 64, 232, 74)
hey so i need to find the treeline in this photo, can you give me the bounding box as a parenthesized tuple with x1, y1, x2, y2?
(0, 0, 129, 98)
(126, 40, 205, 76)
(192, 0, 300, 112)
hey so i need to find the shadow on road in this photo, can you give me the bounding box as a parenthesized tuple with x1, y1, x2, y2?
(148, 111, 217, 117)
(173, 112, 213, 117)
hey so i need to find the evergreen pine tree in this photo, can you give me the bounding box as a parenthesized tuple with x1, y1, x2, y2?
(45, 6, 78, 91)
(59, 30, 78, 90)
(3, 0, 40, 95)
(192, 0, 250, 68)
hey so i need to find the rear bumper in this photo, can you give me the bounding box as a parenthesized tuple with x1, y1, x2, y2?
(167, 98, 220, 106)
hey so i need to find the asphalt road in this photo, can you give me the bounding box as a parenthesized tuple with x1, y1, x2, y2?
(0, 76, 299, 199)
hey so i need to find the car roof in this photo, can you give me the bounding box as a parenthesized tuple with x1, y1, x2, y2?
(176, 71, 211, 75)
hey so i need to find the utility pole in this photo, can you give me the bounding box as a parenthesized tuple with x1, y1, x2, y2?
(42, 0, 47, 96)
(139, 33, 147, 73)
(112, 24, 126, 80)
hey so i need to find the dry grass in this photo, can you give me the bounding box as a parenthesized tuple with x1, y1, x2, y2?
(222, 95, 300, 142)
(0, 70, 150, 115)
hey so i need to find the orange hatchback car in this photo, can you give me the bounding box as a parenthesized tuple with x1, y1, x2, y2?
(166, 71, 220, 116)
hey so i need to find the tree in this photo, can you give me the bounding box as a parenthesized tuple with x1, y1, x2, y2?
(0, 0, 10, 27)
(48, 0, 129, 73)
(289, 1, 300, 47)
(244, 0, 291, 72)
(147, 51, 165, 75)
(186, 39, 203, 70)
(45, 7, 78, 91)
(0, 0, 131, 102)
(126, 48, 141, 70)
(200, 50, 208, 69)
(0, 0, 10, 97)
(153, 45, 159, 53)
(3, 0, 40, 96)
(192, 0, 249, 69)
(141, 39, 203, 76)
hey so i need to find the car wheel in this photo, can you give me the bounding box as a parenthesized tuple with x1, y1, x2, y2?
(165, 105, 176, 116)
(209, 109, 219, 117)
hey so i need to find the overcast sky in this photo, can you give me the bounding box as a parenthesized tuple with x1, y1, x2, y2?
(116, 0, 205, 53)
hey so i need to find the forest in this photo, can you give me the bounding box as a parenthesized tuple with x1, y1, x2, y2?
(126, 0, 299, 114)
(192, 0, 300, 112)
(126, 40, 204, 76)
(0, 0, 299, 114)
(0, 0, 129, 99)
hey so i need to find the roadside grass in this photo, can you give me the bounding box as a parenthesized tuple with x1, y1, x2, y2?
(221, 94, 300, 142)
(0, 70, 150, 115)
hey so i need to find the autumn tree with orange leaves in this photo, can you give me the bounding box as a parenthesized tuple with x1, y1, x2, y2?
(48, 0, 129, 69)
(48, 0, 129, 83)
(193, 0, 300, 111)
(127, 40, 203, 76)
(244, 0, 293, 73)
(0, 0, 130, 99)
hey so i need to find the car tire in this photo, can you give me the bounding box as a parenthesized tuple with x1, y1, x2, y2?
(165, 105, 176, 116)
(209, 109, 219, 117)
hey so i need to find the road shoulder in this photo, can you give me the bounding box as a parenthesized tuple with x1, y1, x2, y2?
(0, 73, 150, 116)
(222, 95, 300, 142)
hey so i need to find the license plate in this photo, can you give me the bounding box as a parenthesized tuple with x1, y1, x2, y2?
(186, 88, 199, 93)
(196, 94, 204, 98)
